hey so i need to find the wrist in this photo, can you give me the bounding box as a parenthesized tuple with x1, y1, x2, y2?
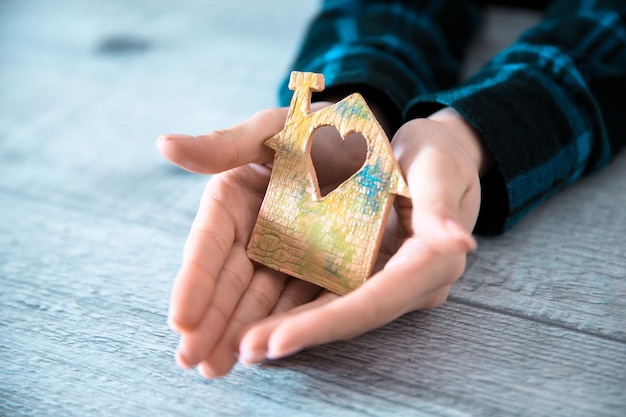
(427, 107, 492, 176)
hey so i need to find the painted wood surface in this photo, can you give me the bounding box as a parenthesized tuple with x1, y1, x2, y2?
(248, 72, 409, 295)
(1, 1, 625, 416)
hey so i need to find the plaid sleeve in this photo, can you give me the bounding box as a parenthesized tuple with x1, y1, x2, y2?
(278, 0, 482, 130)
(407, 0, 626, 234)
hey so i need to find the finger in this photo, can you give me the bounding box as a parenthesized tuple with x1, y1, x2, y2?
(196, 267, 288, 377)
(238, 292, 337, 364)
(156, 107, 288, 174)
(242, 241, 465, 361)
(174, 242, 253, 369)
(168, 181, 238, 331)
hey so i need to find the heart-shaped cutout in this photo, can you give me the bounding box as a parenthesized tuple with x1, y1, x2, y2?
(309, 126, 368, 198)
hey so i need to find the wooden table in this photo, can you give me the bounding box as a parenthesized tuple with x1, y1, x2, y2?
(1, 1, 624, 416)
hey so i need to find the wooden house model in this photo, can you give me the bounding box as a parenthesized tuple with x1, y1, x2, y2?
(247, 71, 410, 295)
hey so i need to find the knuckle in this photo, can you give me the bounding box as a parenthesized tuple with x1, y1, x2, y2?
(245, 286, 276, 312)
(423, 286, 452, 310)
(220, 264, 248, 296)
(210, 128, 241, 169)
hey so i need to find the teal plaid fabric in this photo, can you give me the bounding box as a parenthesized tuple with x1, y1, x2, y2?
(279, 0, 626, 234)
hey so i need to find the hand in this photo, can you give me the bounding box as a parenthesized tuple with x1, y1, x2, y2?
(157, 105, 488, 378)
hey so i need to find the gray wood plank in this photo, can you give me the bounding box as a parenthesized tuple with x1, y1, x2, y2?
(2, 195, 624, 417)
(455, 152, 626, 341)
(0, 0, 317, 233)
(463, 6, 544, 78)
(461, 8, 625, 343)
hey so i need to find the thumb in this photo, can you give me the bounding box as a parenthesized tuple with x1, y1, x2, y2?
(393, 119, 479, 254)
(156, 107, 288, 174)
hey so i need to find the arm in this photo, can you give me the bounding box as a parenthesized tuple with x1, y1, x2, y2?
(280, 0, 483, 134)
(407, 0, 626, 233)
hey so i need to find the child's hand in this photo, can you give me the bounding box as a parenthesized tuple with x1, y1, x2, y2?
(157, 105, 487, 378)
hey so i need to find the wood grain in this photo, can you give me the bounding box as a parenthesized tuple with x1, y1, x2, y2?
(248, 72, 409, 295)
(1, 1, 624, 416)
(2, 195, 624, 416)
(2, 196, 624, 417)
(456, 153, 626, 341)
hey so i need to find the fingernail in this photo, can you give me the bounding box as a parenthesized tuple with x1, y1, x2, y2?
(156, 134, 193, 146)
(265, 350, 280, 360)
(167, 316, 182, 332)
(198, 363, 217, 379)
(155, 134, 171, 147)
(444, 219, 477, 251)
(238, 349, 267, 365)
(266, 345, 299, 361)
(175, 349, 193, 369)
(468, 236, 478, 251)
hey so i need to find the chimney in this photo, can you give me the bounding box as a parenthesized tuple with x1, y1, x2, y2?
(286, 71, 325, 122)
